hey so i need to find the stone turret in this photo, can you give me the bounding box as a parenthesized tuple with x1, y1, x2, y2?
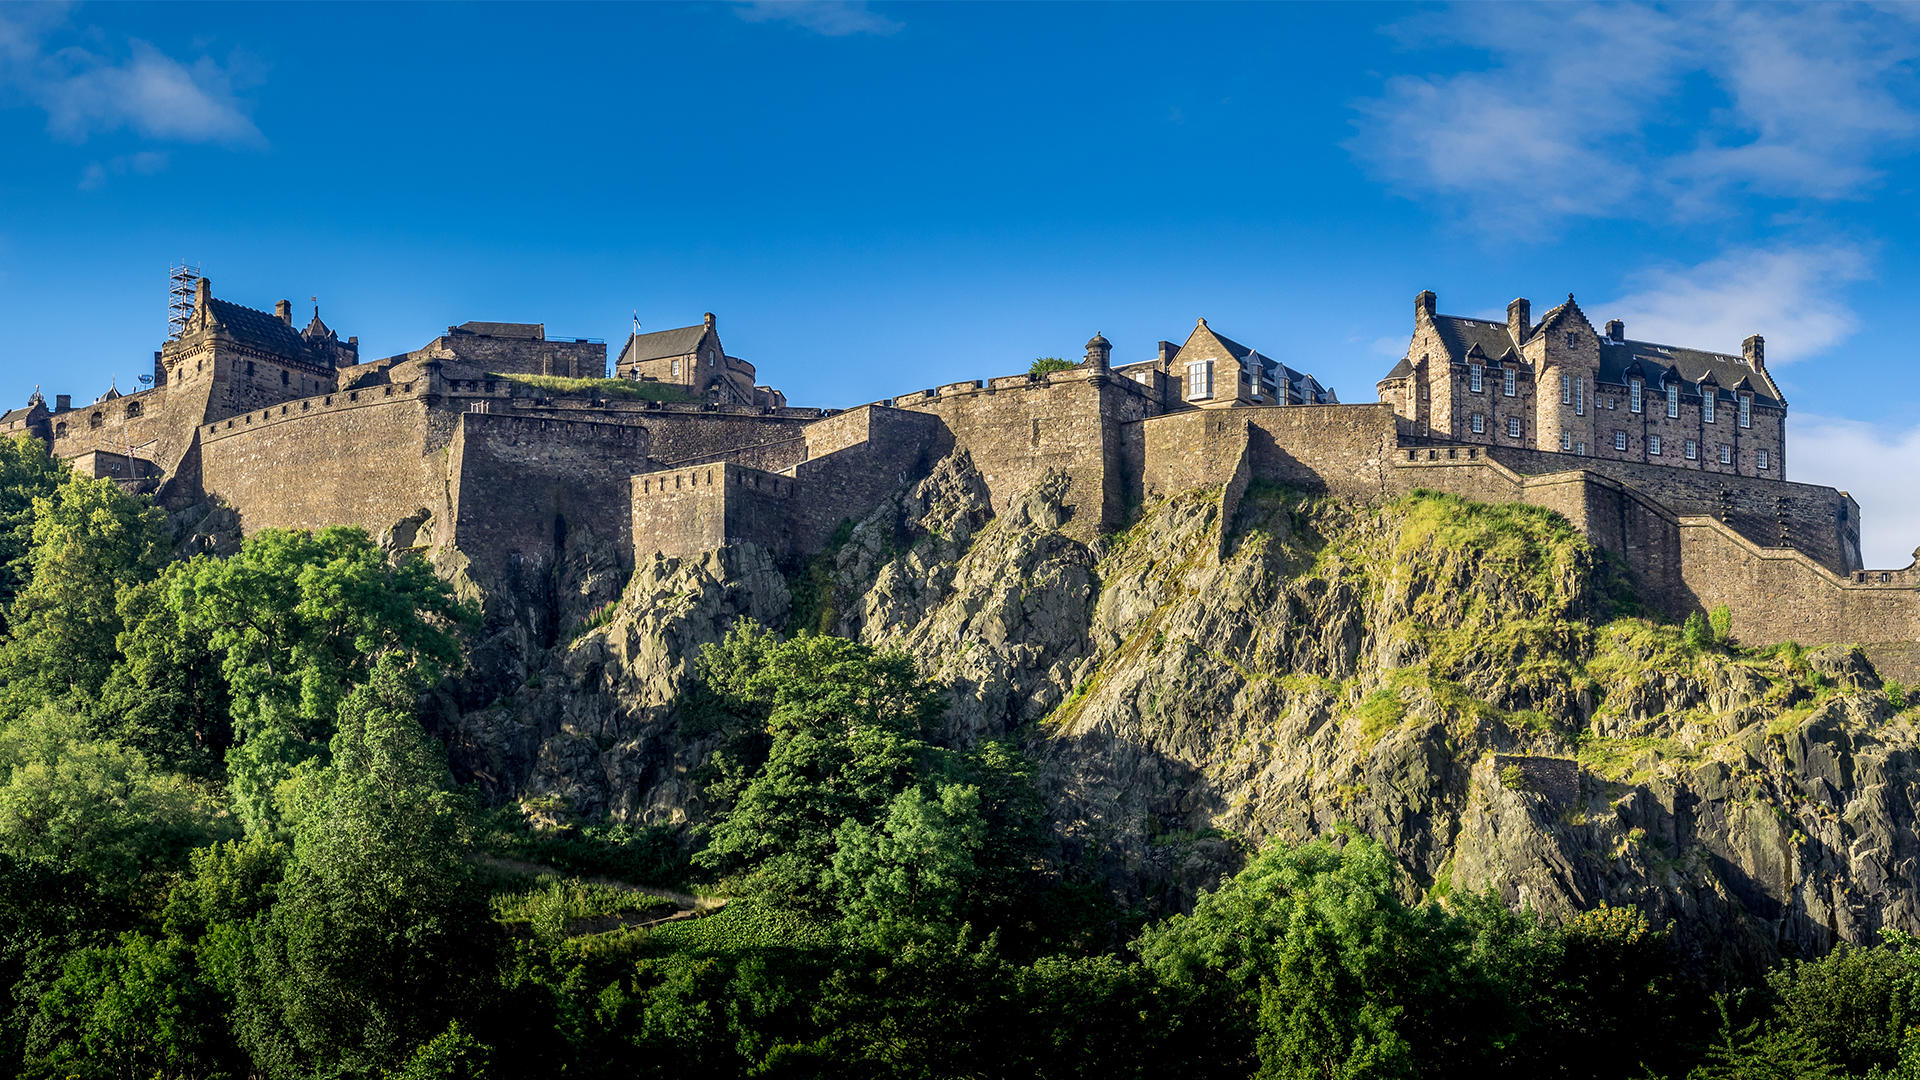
(1084, 332, 1111, 371)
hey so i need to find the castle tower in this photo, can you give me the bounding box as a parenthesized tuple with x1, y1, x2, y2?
(1084, 332, 1111, 371)
(1525, 294, 1601, 456)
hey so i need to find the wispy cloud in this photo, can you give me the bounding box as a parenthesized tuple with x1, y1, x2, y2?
(78, 150, 169, 191)
(0, 8, 263, 146)
(1348, 4, 1920, 230)
(1788, 415, 1920, 569)
(734, 1, 902, 37)
(1603, 244, 1871, 363)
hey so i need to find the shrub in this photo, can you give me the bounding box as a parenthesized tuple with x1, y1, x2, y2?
(1709, 604, 1732, 644)
(1029, 357, 1074, 375)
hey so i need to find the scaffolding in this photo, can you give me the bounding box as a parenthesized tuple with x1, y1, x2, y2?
(167, 261, 202, 340)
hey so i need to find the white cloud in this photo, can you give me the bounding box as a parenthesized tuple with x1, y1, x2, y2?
(1603, 244, 1870, 362)
(1348, 4, 1920, 229)
(734, 2, 902, 37)
(0, 11, 263, 146)
(78, 149, 170, 190)
(1787, 415, 1920, 570)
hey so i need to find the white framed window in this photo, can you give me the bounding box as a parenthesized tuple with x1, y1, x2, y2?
(1629, 379, 1642, 413)
(1186, 361, 1214, 400)
(1649, 435, 1662, 456)
(671, 359, 680, 377)
(1703, 393, 1716, 424)
(1575, 377, 1585, 416)
(1607, 396, 1616, 410)
(1667, 384, 1680, 418)
(1685, 439, 1698, 460)
(1470, 363, 1483, 393)
(1614, 430, 1627, 451)
(1757, 449, 1770, 470)
(1561, 433, 1572, 450)
(1507, 416, 1521, 438)
(1561, 374, 1571, 404)
(1471, 413, 1484, 434)
(1565, 332, 1578, 348)
(1719, 444, 1731, 465)
(1740, 393, 1752, 428)
(1576, 441, 1587, 456)
(1504, 367, 1516, 396)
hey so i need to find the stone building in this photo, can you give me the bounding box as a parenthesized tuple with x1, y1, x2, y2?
(1377, 291, 1787, 477)
(18, 275, 1915, 658)
(614, 313, 785, 407)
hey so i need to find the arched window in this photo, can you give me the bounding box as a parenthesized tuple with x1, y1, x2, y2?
(89, 412, 102, 429)
(125, 401, 142, 419)
(53, 422, 65, 437)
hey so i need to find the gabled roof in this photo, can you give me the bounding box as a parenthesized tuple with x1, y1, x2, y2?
(1429, 315, 1520, 364)
(0, 406, 37, 424)
(1528, 294, 1597, 341)
(207, 297, 306, 354)
(621, 324, 710, 363)
(1382, 355, 1414, 380)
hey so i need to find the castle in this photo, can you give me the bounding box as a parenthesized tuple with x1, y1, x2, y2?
(11, 278, 1916, 665)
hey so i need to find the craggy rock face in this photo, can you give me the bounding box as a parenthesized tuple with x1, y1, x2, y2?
(443, 450, 1920, 979)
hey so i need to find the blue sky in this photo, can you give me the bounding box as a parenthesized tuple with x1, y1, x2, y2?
(1, 1, 1917, 564)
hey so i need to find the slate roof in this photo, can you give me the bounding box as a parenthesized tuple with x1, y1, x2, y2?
(1431, 316, 1521, 364)
(455, 321, 543, 339)
(208, 297, 306, 354)
(622, 325, 709, 364)
(1600, 339, 1783, 406)
(0, 407, 36, 424)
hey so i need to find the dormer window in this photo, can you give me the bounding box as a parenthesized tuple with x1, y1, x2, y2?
(1629, 379, 1642, 413)
(1667, 384, 1679, 418)
(1503, 368, 1515, 396)
(1740, 393, 1752, 428)
(1470, 363, 1483, 393)
(1703, 393, 1716, 424)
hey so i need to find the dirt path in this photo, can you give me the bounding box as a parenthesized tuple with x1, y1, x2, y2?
(472, 853, 727, 912)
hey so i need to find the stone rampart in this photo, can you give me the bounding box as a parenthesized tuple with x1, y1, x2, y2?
(632, 463, 796, 560)
(447, 411, 653, 581)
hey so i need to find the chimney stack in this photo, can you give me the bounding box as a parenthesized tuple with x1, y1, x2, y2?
(54, 395, 70, 413)
(275, 300, 292, 325)
(1743, 334, 1766, 370)
(1507, 297, 1531, 341)
(1417, 290, 1437, 319)
(1605, 319, 1624, 342)
(703, 312, 716, 330)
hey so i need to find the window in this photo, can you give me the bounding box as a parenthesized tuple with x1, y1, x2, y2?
(125, 402, 141, 419)
(1560, 433, 1572, 450)
(53, 422, 65, 437)
(246, 361, 255, 377)
(1629, 379, 1642, 413)
(1471, 413, 1484, 434)
(1758, 449, 1771, 470)
(1667, 385, 1680, 418)
(1685, 439, 1698, 460)
(1503, 367, 1516, 396)
(1565, 332, 1578, 348)
(670, 359, 680, 377)
(1470, 364, 1483, 393)
(1703, 393, 1715, 424)
(1507, 416, 1521, 438)
(1614, 430, 1627, 451)
(89, 412, 102, 429)
(1607, 397, 1615, 410)
(1740, 393, 1752, 428)
(1649, 435, 1662, 456)
(281, 370, 289, 386)
(1186, 361, 1214, 400)
(1576, 441, 1587, 456)
(1719, 444, 1731, 465)
(1575, 376, 1584, 416)
(1561, 374, 1571, 404)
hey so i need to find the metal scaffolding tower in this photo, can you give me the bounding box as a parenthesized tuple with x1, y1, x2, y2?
(167, 261, 202, 340)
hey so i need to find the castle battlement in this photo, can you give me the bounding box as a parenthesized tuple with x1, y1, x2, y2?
(18, 277, 1913, 655)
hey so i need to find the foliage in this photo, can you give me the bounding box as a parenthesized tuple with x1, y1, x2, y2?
(1687, 996, 1842, 1080)
(168, 526, 477, 833)
(220, 658, 502, 1078)
(1766, 940, 1918, 1076)
(1028, 356, 1074, 375)
(1685, 611, 1712, 651)
(1710, 603, 1734, 644)
(481, 811, 690, 888)
(0, 434, 68, 620)
(95, 564, 234, 777)
(0, 709, 230, 894)
(25, 930, 241, 1080)
(0, 474, 167, 720)
(490, 877, 675, 945)
(496, 372, 697, 403)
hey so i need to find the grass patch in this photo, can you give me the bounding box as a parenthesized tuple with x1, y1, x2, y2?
(643, 896, 831, 953)
(492, 877, 677, 943)
(481, 810, 691, 889)
(495, 372, 698, 403)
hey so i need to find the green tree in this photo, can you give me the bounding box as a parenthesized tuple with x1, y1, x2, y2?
(1136, 834, 1512, 1080)
(1029, 357, 1074, 375)
(168, 526, 474, 832)
(221, 658, 501, 1079)
(94, 564, 234, 778)
(1767, 941, 1915, 1077)
(1688, 997, 1841, 1080)
(0, 433, 69, 619)
(0, 709, 228, 893)
(25, 931, 240, 1080)
(0, 474, 167, 719)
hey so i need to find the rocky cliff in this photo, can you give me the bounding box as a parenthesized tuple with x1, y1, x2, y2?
(439, 451, 1920, 977)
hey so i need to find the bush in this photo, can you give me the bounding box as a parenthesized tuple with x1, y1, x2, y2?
(1709, 604, 1733, 644)
(1029, 357, 1074, 375)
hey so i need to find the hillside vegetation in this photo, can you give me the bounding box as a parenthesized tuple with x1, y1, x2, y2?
(1, 430, 1918, 1078)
